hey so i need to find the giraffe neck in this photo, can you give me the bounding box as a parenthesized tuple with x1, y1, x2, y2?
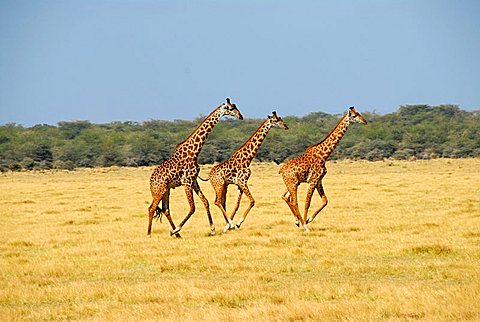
(176, 106, 223, 160)
(232, 118, 272, 166)
(307, 113, 350, 160)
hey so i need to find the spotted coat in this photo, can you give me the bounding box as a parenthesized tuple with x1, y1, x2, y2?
(147, 98, 243, 237)
(208, 111, 289, 231)
(279, 106, 368, 231)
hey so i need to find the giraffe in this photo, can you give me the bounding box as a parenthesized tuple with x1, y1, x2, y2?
(206, 111, 289, 233)
(147, 98, 243, 237)
(279, 106, 367, 231)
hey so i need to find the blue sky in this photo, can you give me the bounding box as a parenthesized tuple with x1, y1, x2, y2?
(1, 0, 479, 126)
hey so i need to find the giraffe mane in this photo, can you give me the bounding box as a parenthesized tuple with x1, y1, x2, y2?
(175, 103, 223, 148)
(306, 113, 348, 152)
(232, 117, 270, 154)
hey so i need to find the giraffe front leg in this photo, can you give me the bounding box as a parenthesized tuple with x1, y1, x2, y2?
(193, 181, 215, 236)
(213, 184, 234, 233)
(282, 185, 308, 231)
(222, 186, 236, 233)
(148, 195, 161, 237)
(306, 182, 328, 224)
(231, 187, 243, 229)
(222, 186, 236, 232)
(235, 183, 254, 229)
(303, 182, 317, 226)
(282, 190, 299, 227)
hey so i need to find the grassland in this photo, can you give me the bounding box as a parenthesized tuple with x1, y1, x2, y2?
(1, 159, 479, 321)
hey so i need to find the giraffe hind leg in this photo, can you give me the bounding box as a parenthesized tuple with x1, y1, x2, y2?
(163, 210, 182, 239)
(171, 185, 196, 236)
(193, 180, 215, 236)
(162, 189, 182, 238)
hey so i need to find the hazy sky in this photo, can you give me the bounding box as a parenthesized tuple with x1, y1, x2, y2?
(1, 0, 479, 126)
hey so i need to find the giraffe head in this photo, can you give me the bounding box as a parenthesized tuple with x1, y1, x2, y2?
(347, 106, 368, 125)
(268, 111, 289, 130)
(219, 98, 243, 120)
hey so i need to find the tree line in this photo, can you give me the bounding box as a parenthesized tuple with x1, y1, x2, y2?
(0, 104, 479, 171)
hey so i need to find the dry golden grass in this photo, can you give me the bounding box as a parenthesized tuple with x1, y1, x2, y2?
(1, 159, 479, 321)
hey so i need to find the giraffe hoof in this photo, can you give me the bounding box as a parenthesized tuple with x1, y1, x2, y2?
(236, 218, 244, 229)
(209, 225, 216, 236)
(223, 221, 235, 233)
(170, 227, 181, 236)
(295, 221, 300, 227)
(303, 226, 310, 233)
(306, 217, 312, 224)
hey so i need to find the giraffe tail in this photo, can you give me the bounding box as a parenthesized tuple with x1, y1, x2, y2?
(153, 206, 164, 223)
(198, 176, 209, 182)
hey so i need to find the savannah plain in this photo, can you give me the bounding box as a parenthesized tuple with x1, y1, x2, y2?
(1, 159, 479, 321)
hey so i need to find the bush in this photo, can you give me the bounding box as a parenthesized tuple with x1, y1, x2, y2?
(20, 157, 35, 170)
(0, 105, 479, 171)
(53, 160, 75, 170)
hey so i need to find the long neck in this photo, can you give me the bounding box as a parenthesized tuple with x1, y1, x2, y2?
(307, 114, 350, 159)
(177, 106, 223, 160)
(232, 119, 272, 166)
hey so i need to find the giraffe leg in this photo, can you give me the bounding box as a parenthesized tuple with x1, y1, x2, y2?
(171, 185, 196, 236)
(213, 184, 234, 233)
(282, 189, 300, 226)
(148, 195, 162, 237)
(221, 185, 227, 215)
(303, 182, 317, 226)
(306, 182, 328, 224)
(282, 190, 299, 226)
(231, 187, 243, 229)
(161, 189, 182, 238)
(222, 185, 236, 233)
(235, 184, 254, 229)
(282, 185, 308, 231)
(193, 180, 215, 236)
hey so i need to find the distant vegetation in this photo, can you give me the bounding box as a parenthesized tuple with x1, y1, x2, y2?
(0, 104, 479, 171)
